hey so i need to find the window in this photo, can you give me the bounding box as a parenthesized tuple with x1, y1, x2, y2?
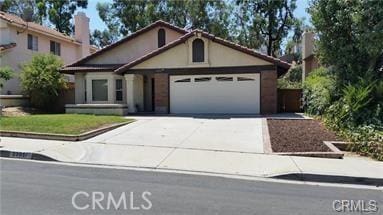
(216, 77, 233, 82)
(195, 77, 211, 82)
(92, 80, 108, 101)
(158, 28, 166, 48)
(84, 79, 87, 102)
(175, 78, 191, 83)
(192, 39, 204, 62)
(27, 34, 38, 51)
(50, 41, 61, 56)
(237, 77, 255, 81)
(115, 79, 123, 101)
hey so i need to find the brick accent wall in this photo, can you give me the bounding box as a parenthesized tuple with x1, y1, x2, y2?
(154, 73, 169, 113)
(261, 70, 277, 114)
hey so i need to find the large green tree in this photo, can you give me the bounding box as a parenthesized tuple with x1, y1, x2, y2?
(0, 0, 41, 23)
(35, 0, 88, 35)
(235, 0, 297, 57)
(309, 0, 383, 84)
(92, 0, 232, 48)
(1, 0, 88, 35)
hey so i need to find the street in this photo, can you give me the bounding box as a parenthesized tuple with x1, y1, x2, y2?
(0, 159, 381, 215)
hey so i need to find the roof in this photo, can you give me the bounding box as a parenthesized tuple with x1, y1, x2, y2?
(114, 29, 291, 74)
(67, 20, 189, 67)
(61, 64, 125, 74)
(0, 11, 78, 43)
(0, 42, 16, 52)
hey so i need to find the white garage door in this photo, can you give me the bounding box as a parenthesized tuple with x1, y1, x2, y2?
(170, 74, 260, 114)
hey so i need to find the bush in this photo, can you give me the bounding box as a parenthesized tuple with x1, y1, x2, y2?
(0, 66, 13, 88)
(278, 65, 302, 89)
(21, 54, 66, 110)
(303, 67, 336, 115)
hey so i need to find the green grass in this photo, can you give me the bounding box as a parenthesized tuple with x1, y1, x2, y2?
(0, 114, 132, 135)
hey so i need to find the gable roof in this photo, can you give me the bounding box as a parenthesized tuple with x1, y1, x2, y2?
(114, 29, 291, 75)
(67, 20, 189, 67)
(0, 11, 78, 43)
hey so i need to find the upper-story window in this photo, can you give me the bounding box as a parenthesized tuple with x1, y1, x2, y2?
(158, 28, 166, 48)
(27, 34, 38, 51)
(192, 39, 204, 62)
(50, 41, 61, 56)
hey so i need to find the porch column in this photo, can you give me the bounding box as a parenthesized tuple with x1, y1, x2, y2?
(124, 74, 144, 113)
(74, 73, 85, 104)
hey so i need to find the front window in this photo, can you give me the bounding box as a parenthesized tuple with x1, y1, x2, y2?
(115, 79, 123, 101)
(192, 39, 204, 62)
(92, 80, 108, 101)
(50, 41, 61, 56)
(27, 34, 38, 51)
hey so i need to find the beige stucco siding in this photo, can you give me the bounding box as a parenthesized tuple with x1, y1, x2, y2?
(132, 37, 272, 69)
(87, 27, 184, 65)
(1, 24, 82, 94)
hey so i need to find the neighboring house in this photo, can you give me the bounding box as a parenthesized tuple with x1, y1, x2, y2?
(302, 31, 319, 81)
(0, 11, 96, 95)
(62, 20, 291, 115)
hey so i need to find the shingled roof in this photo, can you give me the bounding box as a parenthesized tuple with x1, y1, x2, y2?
(66, 20, 189, 67)
(0, 11, 78, 43)
(0, 42, 16, 52)
(114, 29, 291, 75)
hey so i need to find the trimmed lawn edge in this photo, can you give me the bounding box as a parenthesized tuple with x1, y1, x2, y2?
(0, 121, 133, 141)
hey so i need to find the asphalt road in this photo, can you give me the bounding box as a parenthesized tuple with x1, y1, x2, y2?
(0, 159, 382, 215)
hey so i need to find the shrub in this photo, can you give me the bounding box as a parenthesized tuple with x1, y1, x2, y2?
(303, 67, 336, 115)
(21, 54, 66, 110)
(0, 66, 13, 88)
(278, 65, 302, 89)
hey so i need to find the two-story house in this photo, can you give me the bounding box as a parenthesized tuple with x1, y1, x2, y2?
(0, 11, 96, 95)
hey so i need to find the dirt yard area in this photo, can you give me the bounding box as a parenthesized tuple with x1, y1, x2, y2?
(267, 119, 341, 152)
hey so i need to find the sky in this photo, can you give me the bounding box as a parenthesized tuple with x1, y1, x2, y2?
(77, 0, 311, 32)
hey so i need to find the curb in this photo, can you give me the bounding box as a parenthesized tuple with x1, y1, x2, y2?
(273, 173, 383, 187)
(0, 121, 132, 141)
(1, 150, 381, 187)
(0, 150, 57, 161)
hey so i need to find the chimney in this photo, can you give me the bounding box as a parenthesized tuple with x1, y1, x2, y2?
(74, 12, 90, 57)
(302, 31, 314, 60)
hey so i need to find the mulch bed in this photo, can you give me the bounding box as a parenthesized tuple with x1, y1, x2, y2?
(267, 119, 341, 153)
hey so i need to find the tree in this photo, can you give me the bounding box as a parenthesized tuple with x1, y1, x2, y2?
(35, 0, 88, 35)
(309, 0, 383, 85)
(0, 0, 41, 23)
(235, 0, 297, 56)
(91, 29, 119, 48)
(20, 54, 66, 110)
(95, 0, 231, 47)
(0, 66, 13, 88)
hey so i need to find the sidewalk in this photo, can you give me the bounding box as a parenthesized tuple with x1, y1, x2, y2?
(1, 136, 382, 183)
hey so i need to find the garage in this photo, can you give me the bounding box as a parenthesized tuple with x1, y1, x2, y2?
(169, 74, 260, 114)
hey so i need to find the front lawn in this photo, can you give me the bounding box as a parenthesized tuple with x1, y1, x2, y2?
(0, 114, 132, 135)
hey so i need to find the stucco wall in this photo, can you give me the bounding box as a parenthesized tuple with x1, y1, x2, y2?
(87, 27, 184, 65)
(1, 23, 83, 94)
(132, 36, 273, 69)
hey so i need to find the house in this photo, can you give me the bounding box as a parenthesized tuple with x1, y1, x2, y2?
(0, 11, 96, 95)
(302, 31, 319, 81)
(61, 20, 291, 115)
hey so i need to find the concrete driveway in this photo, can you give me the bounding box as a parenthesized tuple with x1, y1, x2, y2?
(85, 116, 264, 153)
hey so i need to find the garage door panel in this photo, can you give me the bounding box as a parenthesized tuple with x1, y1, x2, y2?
(170, 74, 260, 114)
